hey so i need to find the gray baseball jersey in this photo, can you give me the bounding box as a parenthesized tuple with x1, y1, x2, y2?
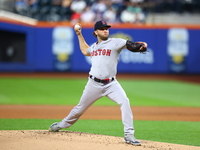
(87, 38, 126, 79)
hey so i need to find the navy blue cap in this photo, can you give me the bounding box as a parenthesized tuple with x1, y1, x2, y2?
(94, 20, 111, 30)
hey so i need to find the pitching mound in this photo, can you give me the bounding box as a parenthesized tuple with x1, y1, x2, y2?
(1, 130, 199, 150)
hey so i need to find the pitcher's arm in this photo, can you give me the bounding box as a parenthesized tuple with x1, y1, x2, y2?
(74, 24, 90, 56)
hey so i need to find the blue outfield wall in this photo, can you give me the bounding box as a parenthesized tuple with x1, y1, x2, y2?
(0, 21, 200, 73)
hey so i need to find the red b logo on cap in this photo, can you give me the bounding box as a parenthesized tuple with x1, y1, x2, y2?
(102, 21, 106, 24)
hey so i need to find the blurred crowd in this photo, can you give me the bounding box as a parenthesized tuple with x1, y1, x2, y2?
(13, 0, 200, 23)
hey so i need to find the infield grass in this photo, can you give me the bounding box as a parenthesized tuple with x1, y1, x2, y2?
(0, 78, 200, 107)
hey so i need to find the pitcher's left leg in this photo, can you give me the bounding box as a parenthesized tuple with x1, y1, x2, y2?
(49, 79, 103, 131)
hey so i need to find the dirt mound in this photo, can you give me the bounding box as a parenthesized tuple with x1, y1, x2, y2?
(1, 130, 199, 150)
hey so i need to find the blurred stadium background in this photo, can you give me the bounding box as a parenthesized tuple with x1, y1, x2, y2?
(0, 0, 200, 74)
(1, 0, 200, 24)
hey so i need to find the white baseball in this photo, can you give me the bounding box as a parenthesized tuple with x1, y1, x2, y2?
(74, 24, 81, 30)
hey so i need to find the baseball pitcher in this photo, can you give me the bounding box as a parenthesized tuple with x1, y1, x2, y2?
(49, 20, 148, 146)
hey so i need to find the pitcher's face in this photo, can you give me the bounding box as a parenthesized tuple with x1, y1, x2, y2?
(95, 27, 109, 41)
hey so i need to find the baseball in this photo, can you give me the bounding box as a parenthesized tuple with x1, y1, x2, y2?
(74, 24, 81, 30)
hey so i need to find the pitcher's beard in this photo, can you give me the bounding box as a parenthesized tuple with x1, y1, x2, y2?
(99, 34, 108, 41)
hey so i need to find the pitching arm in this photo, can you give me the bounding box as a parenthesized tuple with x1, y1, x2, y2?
(74, 24, 90, 56)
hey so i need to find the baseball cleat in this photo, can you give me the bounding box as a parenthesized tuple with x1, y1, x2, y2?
(124, 135, 141, 146)
(49, 122, 61, 132)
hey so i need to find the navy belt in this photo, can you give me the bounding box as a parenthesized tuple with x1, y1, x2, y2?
(89, 75, 114, 84)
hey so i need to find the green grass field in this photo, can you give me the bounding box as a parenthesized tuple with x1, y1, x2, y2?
(0, 78, 199, 107)
(0, 78, 200, 146)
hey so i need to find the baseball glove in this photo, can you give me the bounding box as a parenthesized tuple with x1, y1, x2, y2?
(126, 40, 147, 53)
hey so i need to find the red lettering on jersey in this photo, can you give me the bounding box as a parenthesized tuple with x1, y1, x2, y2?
(95, 50, 98, 56)
(90, 49, 112, 57)
(102, 49, 106, 55)
(98, 49, 102, 55)
(106, 49, 111, 56)
(91, 51, 94, 56)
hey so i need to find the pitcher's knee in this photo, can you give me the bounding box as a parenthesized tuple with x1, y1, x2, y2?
(117, 98, 130, 106)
